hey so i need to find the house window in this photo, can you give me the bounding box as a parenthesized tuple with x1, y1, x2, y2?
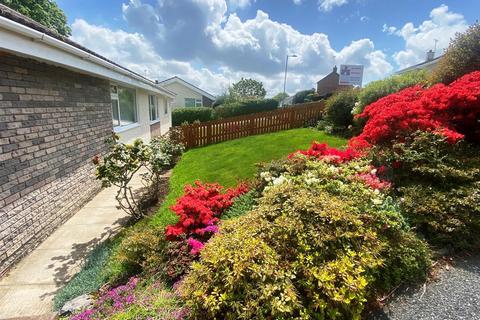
(111, 85, 137, 127)
(164, 100, 168, 115)
(185, 98, 202, 107)
(149, 95, 159, 122)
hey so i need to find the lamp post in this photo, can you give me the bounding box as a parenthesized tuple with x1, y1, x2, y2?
(282, 54, 297, 107)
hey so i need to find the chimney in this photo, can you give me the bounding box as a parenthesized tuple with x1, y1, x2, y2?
(155, 80, 159, 84)
(333, 65, 338, 73)
(426, 49, 435, 61)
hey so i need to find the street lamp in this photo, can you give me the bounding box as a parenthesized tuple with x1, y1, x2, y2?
(282, 54, 298, 106)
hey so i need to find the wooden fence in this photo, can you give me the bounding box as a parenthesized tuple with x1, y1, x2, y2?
(178, 101, 325, 149)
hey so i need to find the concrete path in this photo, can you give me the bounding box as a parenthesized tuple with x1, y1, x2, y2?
(0, 183, 133, 319)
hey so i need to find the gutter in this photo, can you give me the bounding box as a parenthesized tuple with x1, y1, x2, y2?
(0, 15, 176, 99)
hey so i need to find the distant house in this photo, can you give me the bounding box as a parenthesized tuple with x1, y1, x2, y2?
(0, 4, 175, 274)
(396, 50, 443, 75)
(158, 76, 215, 109)
(316, 66, 353, 96)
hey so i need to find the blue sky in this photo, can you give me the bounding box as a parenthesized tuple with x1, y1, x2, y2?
(56, 0, 479, 96)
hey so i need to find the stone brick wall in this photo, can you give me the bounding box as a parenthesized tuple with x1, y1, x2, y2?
(0, 52, 112, 275)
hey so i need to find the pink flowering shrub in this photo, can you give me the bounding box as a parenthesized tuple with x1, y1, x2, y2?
(69, 277, 188, 320)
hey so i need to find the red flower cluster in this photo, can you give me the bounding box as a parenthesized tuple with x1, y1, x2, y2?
(350, 71, 480, 149)
(289, 142, 360, 163)
(165, 181, 248, 245)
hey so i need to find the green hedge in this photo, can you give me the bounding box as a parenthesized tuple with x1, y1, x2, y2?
(172, 107, 213, 126)
(214, 99, 278, 119)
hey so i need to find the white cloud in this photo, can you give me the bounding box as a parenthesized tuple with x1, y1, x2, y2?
(228, 0, 255, 10)
(293, 0, 303, 5)
(318, 0, 348, 12)
(360, 16, 369, 23)
(71, 0, 392, 96)
(384, 5, 468, 69)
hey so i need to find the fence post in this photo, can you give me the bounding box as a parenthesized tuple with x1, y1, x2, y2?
(289, 109, 296, 129)
(207, 124, 212, 145)
(249, 117, 254, 135)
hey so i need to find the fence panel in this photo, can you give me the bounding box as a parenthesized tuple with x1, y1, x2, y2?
(177, 101, 325, 149)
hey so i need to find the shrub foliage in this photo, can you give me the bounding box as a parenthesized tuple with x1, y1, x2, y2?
(214, 99, 278, 119)
(172, 107, 214, 126)
(354, 71, 428, 117)
(431, 23, 480, 84)
(181, 158, 430, 319)
(324, 89, 358, 130)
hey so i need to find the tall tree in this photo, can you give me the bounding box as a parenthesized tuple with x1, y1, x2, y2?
(229, 78, 267, 101)
(1, 0, 71, 36)
(272, 92, 289, 102)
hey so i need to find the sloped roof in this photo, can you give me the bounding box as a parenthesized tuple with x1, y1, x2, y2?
(0, 4, 175, 97)
(396, 55, 443, 74)
(158, 76, 216, 100)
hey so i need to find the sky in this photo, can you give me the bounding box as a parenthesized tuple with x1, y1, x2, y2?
(56, 0, 479, 96)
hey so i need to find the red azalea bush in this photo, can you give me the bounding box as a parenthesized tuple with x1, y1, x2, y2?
(349, 71, 480, 149)
(165, 181, 248, 254)
(288, 141, 360, 163)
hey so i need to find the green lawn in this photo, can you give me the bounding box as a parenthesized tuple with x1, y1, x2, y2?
(150, 128, 347, 227)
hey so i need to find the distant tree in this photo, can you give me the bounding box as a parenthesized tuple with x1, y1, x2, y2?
(272, 92, 289, 102)
(0, 0, 71, 36)
(292, 89, 315, 104)
(431, 22, 480, 84)
(229, 78, 266, 101)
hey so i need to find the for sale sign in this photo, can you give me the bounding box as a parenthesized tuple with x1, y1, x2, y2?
(339, 65, 364, 87)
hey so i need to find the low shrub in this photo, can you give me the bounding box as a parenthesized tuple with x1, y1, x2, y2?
(110, 226, 167, 282)
(181, 158, 430, 319)
(214, 99, 278, 119)
(221, 190, 257, 220)
(162, 239, 196, 283)
(324, 89, 358, 129)
(68, 277, 188, 320)
(172, 107, 213, 126)
(373, 132, 480, 250)
(350, 71, 480, 150)
(165, 181, 248, 254)
(93, 131, 184, 219)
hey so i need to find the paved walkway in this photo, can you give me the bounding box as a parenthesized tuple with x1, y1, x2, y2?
(0, 182, 135, 319)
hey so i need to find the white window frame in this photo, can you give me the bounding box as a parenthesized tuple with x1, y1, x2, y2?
(111, 84, 139, 132)
(164, 99, 169, 115)
(185, 98, 203, 108)
(149, 94, 160, 123)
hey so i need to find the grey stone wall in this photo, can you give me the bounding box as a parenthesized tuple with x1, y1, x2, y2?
(0, 52, 112, 275)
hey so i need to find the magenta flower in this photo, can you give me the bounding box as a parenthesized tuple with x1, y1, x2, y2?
(187, 238, 205, 255)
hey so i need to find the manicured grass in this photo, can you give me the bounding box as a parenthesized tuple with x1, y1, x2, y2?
(150, 128, 347, 227)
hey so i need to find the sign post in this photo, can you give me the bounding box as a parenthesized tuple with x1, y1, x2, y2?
(339, 65, 364, 87)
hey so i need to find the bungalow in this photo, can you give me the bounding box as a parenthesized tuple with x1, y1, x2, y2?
(0, 5, 174, 275)
(158, 76, 215, 109)
(396, 50, 443, 75)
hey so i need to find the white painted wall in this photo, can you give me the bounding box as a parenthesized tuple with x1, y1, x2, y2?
(158, 96, 172, 135)
(162, 82, 203, 109)
(116, 88, 172, 143)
